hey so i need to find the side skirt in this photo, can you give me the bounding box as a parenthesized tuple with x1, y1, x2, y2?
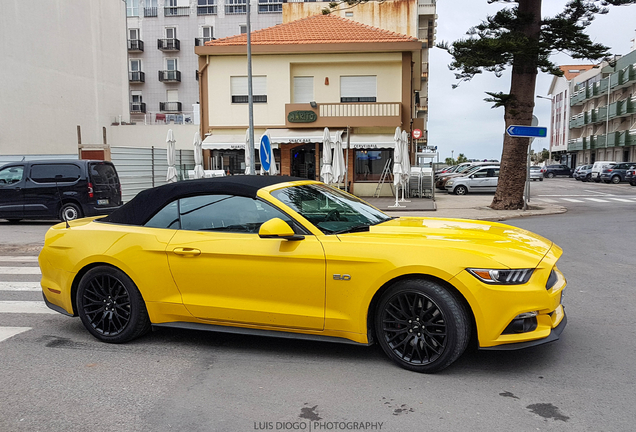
(152, 321, 372, 346)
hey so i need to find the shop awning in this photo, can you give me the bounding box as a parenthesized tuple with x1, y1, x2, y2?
(265, 129, 395, 149)
(202, 134, 279, 150)
(345, 133, 395, 149)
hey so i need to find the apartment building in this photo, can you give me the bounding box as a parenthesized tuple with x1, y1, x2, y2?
(566, 49, 636, 166)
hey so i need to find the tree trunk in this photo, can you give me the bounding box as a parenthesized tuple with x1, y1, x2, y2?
(490, 0, 542, 210)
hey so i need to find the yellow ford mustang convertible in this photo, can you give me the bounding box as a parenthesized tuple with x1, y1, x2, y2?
(39, 176, 566, 373)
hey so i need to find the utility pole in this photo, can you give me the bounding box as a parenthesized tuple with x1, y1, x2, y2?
(247, 0, 255, 174)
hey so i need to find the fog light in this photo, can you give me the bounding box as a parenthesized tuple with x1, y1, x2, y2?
(502, 311, 538, 334)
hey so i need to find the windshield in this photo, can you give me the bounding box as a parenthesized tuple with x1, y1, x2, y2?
(271, 183, 392, 235)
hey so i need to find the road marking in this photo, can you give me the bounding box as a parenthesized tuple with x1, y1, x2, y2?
(607, 198, 634, 203)
(585, 198, 610, 203)
(0, 267, 41, 275)
(0, 256, 39, 262)
(0, 327, 32, 343)
(0, 301, 56, 314)
(562, 198, 584, 203)
(0, 282, 41, 291)
(536, 198, 557, 203)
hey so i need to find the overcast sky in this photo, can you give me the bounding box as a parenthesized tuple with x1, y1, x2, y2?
(428, 0, 636, 161)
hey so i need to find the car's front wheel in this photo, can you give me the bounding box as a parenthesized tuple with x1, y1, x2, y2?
(60, 203, 83, 221)
(454, 185, 468, 195)
(77, 266, 151, 343)
(374, 279, 470, 373)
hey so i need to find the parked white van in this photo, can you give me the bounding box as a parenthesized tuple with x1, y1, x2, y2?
(591, 161, 616, 183)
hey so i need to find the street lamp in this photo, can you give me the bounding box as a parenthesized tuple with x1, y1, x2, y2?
(536, 95, 554, 162)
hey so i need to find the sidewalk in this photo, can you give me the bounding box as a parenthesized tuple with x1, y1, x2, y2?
(364, 192, 567, 221)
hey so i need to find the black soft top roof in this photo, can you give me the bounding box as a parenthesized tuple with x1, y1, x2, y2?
(100, 175, 306, 226)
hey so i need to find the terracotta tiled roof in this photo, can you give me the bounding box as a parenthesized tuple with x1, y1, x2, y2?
(206, 14, 418, 46)
(559, 65, 595, 80)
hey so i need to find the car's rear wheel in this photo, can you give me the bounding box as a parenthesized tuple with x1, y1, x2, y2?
(77, 266, 150, 343)
(539, 178, 543, 181)
(60, 203, 83, 221)
(611, 175, 620, 184)
(374, 279, 470, 373)
(546, 172, 555, 178)
(454, 185, 468, 195)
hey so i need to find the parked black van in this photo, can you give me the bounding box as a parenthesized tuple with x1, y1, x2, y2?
(0, 160, 122, 222)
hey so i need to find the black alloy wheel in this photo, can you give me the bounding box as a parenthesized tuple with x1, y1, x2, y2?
(375, 280, 470, 373)
(77, 266, 150, 343)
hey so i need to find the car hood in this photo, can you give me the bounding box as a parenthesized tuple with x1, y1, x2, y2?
(349, 217, 554, 269)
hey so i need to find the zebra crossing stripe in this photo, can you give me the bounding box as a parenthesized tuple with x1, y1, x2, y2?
(0, 267, 41, 275)
(607, 198, 634, 203)
(562, 198, 584, 203)
(0, 282, 41, 291)
(536, 198, 557, 203)
(0, 327, 32, 343)
(585, 198, 609, 203)
(0, 256, 39, 262)
(0, 301, 56, 314)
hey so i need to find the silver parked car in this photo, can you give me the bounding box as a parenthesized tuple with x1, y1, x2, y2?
(445, 165, 500, 195)
(529, 166, 543, 181)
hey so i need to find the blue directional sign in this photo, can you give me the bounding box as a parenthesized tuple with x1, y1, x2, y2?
(506, 125, 547, 138)
(259, 134, 272, 172)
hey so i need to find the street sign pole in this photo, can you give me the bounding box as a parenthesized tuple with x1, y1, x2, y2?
(246, 0, 255, 174)
(521, 116, 539, 211)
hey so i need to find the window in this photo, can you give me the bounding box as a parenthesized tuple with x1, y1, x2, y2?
(0, 166, 24, 185)
(197, 0, 217, 15)
(129, 29, 140, 40)
(126, 0, 139, 16)
(226, 0, 247, 14)
(166, 27, 177, 39)
(131, 91, 143, 109)
(239, 24, 247, 34)
(231, 76, 267, 103)
(130, 59, 141, 72)
(202, 26, 213, 41)
(166, 58, 178, 71)
(258, 0, 282, 13)
(293, 77, 314, 104)
(145, 195, 296, 233)
(167, 89, 179, 102)
(340, 76, 377, 102)
(354, 150, 391, 181)
(30, 164, 81, 183)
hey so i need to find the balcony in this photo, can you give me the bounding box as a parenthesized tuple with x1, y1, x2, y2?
(570, 113, 585, 128)
(129, 71, 145, 83)
(195, 37, 215, 46)
(285, 102, 401, 128)
(590, 106, 607, 123)
(570, 89, 586, 106)
(158, 70, 181, 82)
(567, 138, 584, 151)
(606, 131, 619, 147)
(164, 6, 190, 16)
(127, 39, 144, 52)
(225, 3, 247, 14)
(418, 0, 436, 15)
(160, 102, 182, 112)
(144, 7, 158, 17)
(592, 78, 609, 96)
(157, 38, 180, 51)
(130, 102, 146, 114)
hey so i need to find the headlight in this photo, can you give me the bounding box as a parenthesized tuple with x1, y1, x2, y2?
(446, 180, 454, 186)
(467, 268, 534, 285)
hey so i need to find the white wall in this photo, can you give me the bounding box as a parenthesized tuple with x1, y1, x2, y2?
(0, 0, 129, 157)
(108, 124, 199, 150)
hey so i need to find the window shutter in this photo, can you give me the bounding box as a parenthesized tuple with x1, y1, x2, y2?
(293, 77, 314, 103)
(231, 76, 266, 96)
(340, 76, 377, 99)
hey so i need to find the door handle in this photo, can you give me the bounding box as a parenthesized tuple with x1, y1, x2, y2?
(172, 247, 201, 257)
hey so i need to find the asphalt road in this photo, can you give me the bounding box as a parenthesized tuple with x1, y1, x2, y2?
(0, 178, 635, 432)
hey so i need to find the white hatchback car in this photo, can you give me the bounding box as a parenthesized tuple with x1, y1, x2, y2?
(445, 165, 500, 195)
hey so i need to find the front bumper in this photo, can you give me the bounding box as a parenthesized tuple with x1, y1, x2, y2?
(480, 309, 567, 350)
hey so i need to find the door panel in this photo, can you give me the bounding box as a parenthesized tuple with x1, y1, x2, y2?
(0, 165, 25, 219)
(167, 230, 326, 330)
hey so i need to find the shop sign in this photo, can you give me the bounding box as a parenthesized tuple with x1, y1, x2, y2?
(352, 144, 381, 149)
(288, 138, 313, 143)
(287, 110, 317, 123)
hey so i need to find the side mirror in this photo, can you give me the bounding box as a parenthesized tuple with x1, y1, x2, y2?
(259, 218, 304, 241)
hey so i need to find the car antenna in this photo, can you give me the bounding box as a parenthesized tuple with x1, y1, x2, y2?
(55, 175, 70, 229)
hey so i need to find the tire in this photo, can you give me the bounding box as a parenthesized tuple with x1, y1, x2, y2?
(539, 178, 543, 181)
(611, 175, 620, 184)
(454, 185, 468, 196)
(374, 279, 470, 373)
(594, 177, 601, 183)
(60, 203, 82, 221)
(631, 180, 636, 186)
(546, 172, 555, 179)
(77, 266, 151, 343)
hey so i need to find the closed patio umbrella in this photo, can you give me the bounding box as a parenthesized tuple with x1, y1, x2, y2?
(320, 127, 333, 184)
(389, 127, 405, 207)
(400, 130, 411, 202)
(193, 131, 204, 179)
(244, 128, 252, 175)
(331, 130, 346, 186)
(166, 129, 178, 183)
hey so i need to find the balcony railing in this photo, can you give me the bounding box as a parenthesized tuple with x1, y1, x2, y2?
(225, 4, 247, 14)
(567, 138, 584, 151)
(157, 38, 180, 51)
(158, 70, 181, 82)
(129, 71, 145, 83)
(130, 103, 146, 113)
(195, 37, 215, 46)
(144, 7, 158, 17)
(285, 102, 401, 128)
(164, 6, 190, 16)
(197, 5, 217, 15)
(127, 39, 144, 52)
(160, 102, 182, 112)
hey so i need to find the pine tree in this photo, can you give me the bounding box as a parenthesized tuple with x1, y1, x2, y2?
(438, 0, 635, 209)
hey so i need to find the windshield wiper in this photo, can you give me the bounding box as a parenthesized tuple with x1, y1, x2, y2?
(332, 224, 371, 235)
